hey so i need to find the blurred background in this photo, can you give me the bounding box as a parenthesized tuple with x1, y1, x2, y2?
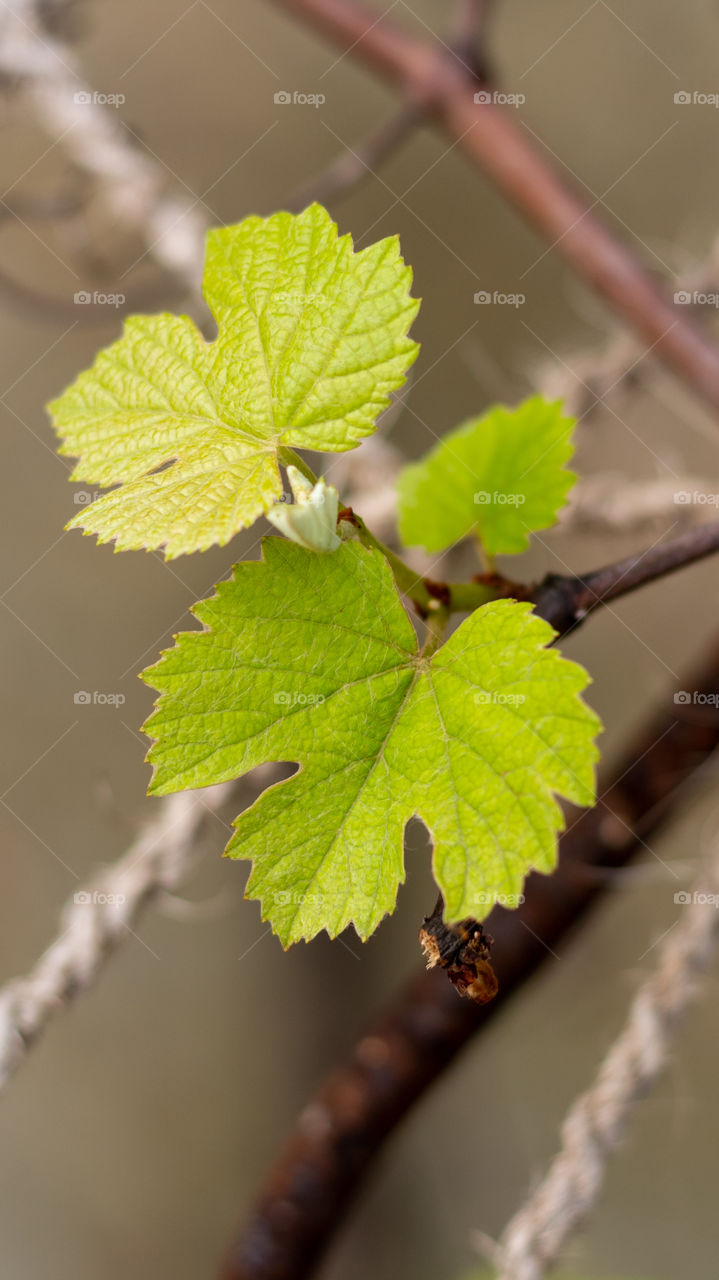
(1, 1, 719, 1276)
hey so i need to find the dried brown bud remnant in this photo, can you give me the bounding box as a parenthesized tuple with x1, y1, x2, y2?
(419, 898, 498, 1005)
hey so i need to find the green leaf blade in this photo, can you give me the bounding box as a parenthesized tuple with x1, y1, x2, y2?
(397, 396, 576, 557)
(50, 204, 419, 558)
(143, 542, 600, 945)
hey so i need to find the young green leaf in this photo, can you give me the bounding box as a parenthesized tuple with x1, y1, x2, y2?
(49, 204, 419, 558)
(143, 540, 600, 946)
(397, 396, 575, 557)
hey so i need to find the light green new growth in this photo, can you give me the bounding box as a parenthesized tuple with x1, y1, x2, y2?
(143, 540, 600, 946)
(48, 204, 419, 558)
(397, 396, 576, 557)
(266, 465, 340, 552)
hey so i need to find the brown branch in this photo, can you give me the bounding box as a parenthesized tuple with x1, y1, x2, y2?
(219, 637, 719, 1280)
(269, 0, 719, 413)
(442, 519, 719, 626)
(449, 0, 496, 81)
(529, 519, 719, 637)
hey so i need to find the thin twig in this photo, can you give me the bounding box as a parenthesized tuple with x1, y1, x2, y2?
(0, 782, 243, 1092)
(493, 847, 719, 1280)
(291, 101, 421, 210)
(0, 0, 207, 293)
(269, 0, 719, 413)
(529, 519, 719, 637)
(449, 0, 496, 80)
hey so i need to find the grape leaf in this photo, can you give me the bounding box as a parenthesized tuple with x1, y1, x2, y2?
(142, 540, 600, 946)
(48, 204, 419, 558)
(397, 396, 575, 557)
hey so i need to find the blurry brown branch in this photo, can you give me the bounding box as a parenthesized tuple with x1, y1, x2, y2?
(220, 638, 719, 1280)
(449, 0, 496, 81)
(430, 518, 719, 624)
(269, 0, 719, 413)
(528, 519, 719, 637)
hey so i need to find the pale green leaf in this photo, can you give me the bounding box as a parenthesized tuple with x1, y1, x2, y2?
(49, 204, 419, 558)
(397, 396, 575, 557)
(143, 540, 600, 946)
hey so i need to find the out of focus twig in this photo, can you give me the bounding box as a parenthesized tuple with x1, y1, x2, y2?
(292, 102, 421, 210)
(269, 0, 719, 413)
(0, 783, 237, 1092)
(491, 847, 719, 1280)
(0, 0, 207, 292)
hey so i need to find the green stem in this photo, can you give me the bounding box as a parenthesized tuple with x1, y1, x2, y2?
(279, 448, 319, 487)
(446, 580, 502, 612)
(352, 515, 436, 613)
(421, 605, 450, 658)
